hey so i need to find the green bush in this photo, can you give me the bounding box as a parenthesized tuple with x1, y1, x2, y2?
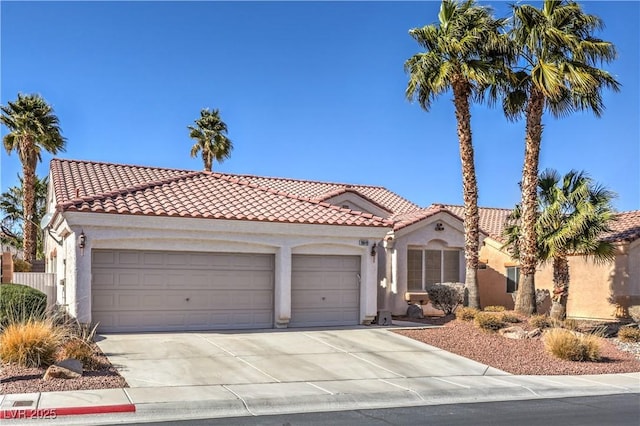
(0, 319, 63, 367)
(483, 305, 505, 312)
(530, 314, 551, 329)
(12, 259, 32, 272)
(0, 284, 47, 326)
(618, 326, 640, 343)
(543, 328, 601, 362)
(455, 307, 479, 321)
(474, 312, 505, 332)
(502, 312, 521, 323)
(427, 282, 465, 315)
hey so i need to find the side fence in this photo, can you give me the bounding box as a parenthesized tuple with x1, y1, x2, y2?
(11, 272, 57, 309)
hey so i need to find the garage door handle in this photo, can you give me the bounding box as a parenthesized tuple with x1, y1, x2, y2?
(185, 298, 190, 302)
(322, 297, 326, 301)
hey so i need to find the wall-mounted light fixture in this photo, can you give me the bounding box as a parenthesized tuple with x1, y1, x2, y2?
(435, 222, 445, 231)
(78, 230, 86, 256)
(370, 242, 377, 257)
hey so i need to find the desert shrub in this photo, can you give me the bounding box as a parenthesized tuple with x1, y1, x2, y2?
(530, 314, 552, 329)
(543, 328, 601, 362)
(58, 338, 102, 369)
(562, 318, 580, 331)
(502, 312, 521, 323)
(0, 284, 47, 326)
(455, 307, 479, 321)
(474, 312, 505, 332)
(0, 319, 63, 367)
(12, 259, 32, 272)
(618, 326, 640, 343)
(427, 282, 464, 315)
(627, 306, 640, 323)
(51, 308, 99, 343)
(483, 305, 505, 312)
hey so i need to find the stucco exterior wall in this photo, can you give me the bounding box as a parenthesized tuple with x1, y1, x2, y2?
(478, 238, 639, 320)
(381, 213, 466, 315)
(46, 211, 387, 327)
(477, 239, 518, 309)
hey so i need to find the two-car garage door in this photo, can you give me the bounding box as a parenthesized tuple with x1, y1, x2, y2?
(92, 250, 275, 332)
(91, 250, 361, 332)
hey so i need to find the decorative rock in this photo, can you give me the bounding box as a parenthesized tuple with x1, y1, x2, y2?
(43, 358, 83, 380)
(406, 303, 424, 319)
(527, 328, 542, 338)
(499, 326, 527, 339)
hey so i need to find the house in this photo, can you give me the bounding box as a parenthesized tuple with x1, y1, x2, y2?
(43, 158, 640, 331)
(43, 159, 396, 332)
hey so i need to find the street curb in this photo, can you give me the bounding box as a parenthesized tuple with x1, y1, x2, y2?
(0, 403, 136, 420)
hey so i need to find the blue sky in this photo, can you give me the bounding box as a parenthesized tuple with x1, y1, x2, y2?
(1, 1, 638, 212)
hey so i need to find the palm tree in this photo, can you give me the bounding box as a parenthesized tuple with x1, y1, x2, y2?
(0, 184, 24, 251)
(188, 108, 233, 172)
(503, 169, 617, 320)
(0, 176, 49, 258)
(405, 0, 508, 309)
(1, 94, 65, 263)
(503, 0, 620, 315)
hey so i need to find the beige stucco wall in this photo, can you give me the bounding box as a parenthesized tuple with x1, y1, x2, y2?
(478, 238, 639, 320)
(477, 239, 518, 310)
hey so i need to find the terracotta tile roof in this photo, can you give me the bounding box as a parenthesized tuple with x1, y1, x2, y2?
(602, 210, 640, 242)
(443, 204, 640, 244)
(50, 159, 391, 228)
(443, 205, 513, 240)
(232, 175, 420, 215)
(390, 205, 451, 231)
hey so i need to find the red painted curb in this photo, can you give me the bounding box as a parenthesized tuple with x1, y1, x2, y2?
(0, 403, 136, 419)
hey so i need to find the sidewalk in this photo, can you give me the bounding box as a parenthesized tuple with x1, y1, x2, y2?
(2, 372, 639, 423)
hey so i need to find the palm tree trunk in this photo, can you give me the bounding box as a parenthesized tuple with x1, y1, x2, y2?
(20, 146, 38, 264)
(550, 255, 570, 320)
(204, 152, 213, 172)
(452, 79, 480, 309)
(515, 88, 545, 316)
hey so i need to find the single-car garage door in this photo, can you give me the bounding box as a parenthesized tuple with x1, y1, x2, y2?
(92, 249, 274, 332)
(290, 255, 360, 327)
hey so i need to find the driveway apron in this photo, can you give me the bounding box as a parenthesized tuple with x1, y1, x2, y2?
(96, 328, 504, 388)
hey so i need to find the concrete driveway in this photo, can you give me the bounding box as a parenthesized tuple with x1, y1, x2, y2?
(96, 327, 507, 388)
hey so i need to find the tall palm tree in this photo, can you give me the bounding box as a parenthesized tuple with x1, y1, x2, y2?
(188, 108, 233, 172)
(504, 0, 620, 315)
(1, 94, 65, 263)
(0, 176, 49, 258)
(503, 169, 617, 320)
(405, 0, 508, 308)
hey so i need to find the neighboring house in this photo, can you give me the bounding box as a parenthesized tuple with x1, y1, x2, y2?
(474, 208, 640, 320)
(43, 158, 640, 331)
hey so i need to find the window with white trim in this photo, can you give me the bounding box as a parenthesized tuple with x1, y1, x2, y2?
(407, 249, 461, 291)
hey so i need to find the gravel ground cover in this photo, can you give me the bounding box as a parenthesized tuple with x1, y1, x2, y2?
(395, 314, 640, 375)
(1, 342, 127, 395)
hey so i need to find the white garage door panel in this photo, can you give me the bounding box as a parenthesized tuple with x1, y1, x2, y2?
(92, 250, 274, 332)
(290, 255, 360, 328)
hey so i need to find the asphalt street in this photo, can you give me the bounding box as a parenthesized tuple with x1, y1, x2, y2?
(137, 394, 640, 426)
